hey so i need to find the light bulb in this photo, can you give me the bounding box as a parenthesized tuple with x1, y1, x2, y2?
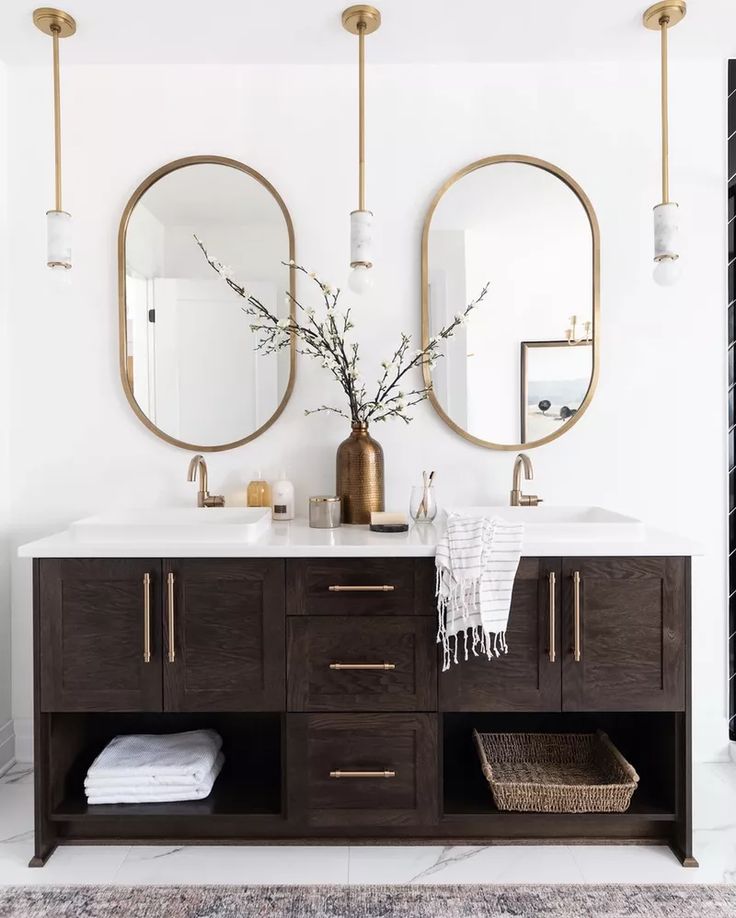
(348, 264, 374, 294)
(653, 257, 681, 286)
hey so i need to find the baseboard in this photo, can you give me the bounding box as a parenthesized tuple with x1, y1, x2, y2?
(0, 719, 15, 774)
(12, 717, 32, 764)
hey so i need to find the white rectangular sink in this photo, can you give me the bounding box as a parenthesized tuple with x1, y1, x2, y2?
(446, 506, 644, 542)
(70, 508, 272, 544)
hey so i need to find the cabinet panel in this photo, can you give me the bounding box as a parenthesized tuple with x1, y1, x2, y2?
(287, 559, 434, 616)
(288, 616, 436, 712)
(163, 559, 285, 712)
(561, 557, 686, 711)
(287, 713, 438, 827)
(40, 559, 163, 712)
(439, 559, 562, 711)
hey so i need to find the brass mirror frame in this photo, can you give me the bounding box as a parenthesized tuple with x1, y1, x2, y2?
(118, 154, 296, 452)
(421, 154, 600, 451)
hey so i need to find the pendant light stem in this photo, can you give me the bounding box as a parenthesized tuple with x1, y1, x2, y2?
(52, 24, 62, 212)
(660, 15, 669, 204)
(358, 20, 366, 212)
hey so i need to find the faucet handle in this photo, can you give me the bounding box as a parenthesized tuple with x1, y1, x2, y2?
(202, 494, 225, 508)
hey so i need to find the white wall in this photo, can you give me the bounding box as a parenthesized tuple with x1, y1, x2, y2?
(4, 60, 728, 763)
(0, 61, 13, 772)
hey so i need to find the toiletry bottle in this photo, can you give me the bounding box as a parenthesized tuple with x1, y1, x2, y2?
(272, 473, 295, 521)
(247, 472, 271, 508)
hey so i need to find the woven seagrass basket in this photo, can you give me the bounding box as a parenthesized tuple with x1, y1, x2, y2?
(473, 729, 640, 814)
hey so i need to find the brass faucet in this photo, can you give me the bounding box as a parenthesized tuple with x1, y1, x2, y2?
(510, 453, 543, 507)
(187, 455, 225, 508)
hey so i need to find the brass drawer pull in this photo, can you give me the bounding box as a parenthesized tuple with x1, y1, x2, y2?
(328, 585, 395, 592)
(329, 662, 396, 671)
(329, 770, 396, 779)
(548, 571, 556, 664)
(573, 570, 582, 663)
(167, 571, 176, 664)
(143, 573, 152, 663)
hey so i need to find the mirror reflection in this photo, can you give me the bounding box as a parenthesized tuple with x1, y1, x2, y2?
(424, 158, 598, 449)
(120, 158, 294, 450)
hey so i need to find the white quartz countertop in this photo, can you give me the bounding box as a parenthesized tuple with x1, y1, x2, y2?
(17, 516, 698, 558)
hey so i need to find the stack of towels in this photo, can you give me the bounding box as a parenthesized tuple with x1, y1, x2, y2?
(85, 729, 224, 805)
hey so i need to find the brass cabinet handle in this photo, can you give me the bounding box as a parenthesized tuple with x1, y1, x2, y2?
(573, 570, 582, 663)
(329, 662, 396, 671)
(548, 571, 556, 663)
(329, 770, 396, 779)
(328, 585, 395, 592)
(143, 573, 152, 663)
(167, 572, 176, 663)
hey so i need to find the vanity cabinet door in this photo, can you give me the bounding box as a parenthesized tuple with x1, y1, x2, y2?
(439, 559, 562, 712)
(39, 559, 163, 712)
(561, 557, 686, 712)
(163, 559, 285, 712)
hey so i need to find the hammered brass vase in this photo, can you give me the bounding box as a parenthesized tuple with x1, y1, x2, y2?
(336, 423, 385, 525)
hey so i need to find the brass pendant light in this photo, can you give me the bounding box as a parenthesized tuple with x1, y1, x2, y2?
(643, 1, 686, 286)
(33, 7, 76, 274)
(342, 5, 381, 294)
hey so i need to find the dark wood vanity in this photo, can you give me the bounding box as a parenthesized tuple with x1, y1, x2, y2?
(30, 554, 695, 866)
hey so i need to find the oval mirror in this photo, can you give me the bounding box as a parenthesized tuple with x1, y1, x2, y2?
(118, 156, 295, 451)
(421, 155, 599, 450)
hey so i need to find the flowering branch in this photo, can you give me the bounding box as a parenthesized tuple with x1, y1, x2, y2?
(194, 236, 489, 426)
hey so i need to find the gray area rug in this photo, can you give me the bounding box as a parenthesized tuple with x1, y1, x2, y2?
(1, 886, 736, 918)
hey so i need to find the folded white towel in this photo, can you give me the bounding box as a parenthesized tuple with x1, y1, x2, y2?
(86, 752, 224, 805)
(85, 729, 222, 785)
(436, 514, 524, 670)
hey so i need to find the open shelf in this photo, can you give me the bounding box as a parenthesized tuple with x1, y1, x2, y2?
(47, 711, 283, 824)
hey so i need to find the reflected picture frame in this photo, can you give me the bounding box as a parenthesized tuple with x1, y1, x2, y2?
(520, 339, 593, 444)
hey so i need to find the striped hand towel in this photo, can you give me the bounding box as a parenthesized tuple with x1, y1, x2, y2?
(436, 514, 524, 671)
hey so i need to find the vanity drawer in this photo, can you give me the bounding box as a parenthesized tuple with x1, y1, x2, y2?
(286, 559, 434, 616)
(287, 713, 438, 827)
(287, 616, 437, 712)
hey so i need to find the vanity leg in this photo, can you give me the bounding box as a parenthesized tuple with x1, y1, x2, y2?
(28, 845, 57, 869)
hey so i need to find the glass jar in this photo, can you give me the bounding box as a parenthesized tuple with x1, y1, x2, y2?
(410, 484, 437, 522)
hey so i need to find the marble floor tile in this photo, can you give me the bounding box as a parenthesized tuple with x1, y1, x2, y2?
(347, 844, 585, 885)
(113, 845, 350, 885)
(0, 765, 33, 787)
(0, 785, 34, 845)
(0, 843, 131, 886)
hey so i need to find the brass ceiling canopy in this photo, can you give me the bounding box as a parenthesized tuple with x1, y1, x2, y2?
(642, 1, 686, 30)
(33, 7, 76, 38)
(341, 5, 381, 35)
